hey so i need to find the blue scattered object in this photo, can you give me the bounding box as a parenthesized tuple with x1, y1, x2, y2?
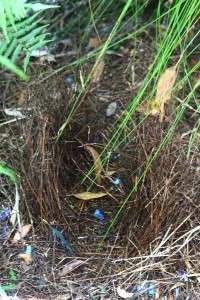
(178, 271, 188, 281)
(174, 287, 179, 299)
(65, 77, 74, 83)
(0, 207, 10, 221)
(136, 281, 146, 292)
(2, 226, 8, 235)
(48, 225, 75, 256)
(25, 245, 32, 255)
(37, 279, 45, 285)
(113, 178, 120, 185)
(114, 153, 121, 159)
(94, 209, 105, 221)
(148, 282, 155, 297)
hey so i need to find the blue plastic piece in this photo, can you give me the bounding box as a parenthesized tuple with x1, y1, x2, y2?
(179, 271, 188, 281)
(65, 77, 74, 83)
(94, 209, 104, 221)
(25, 245, 32, 255)
(113, 178, 120, 185)
(2, 226, 8, 235)
(148, 282, 155, 296)
(0, 207, 10, 221)
(48, 225, 74, 256)
(114, 153, 121, 159)
(136, 281, 146, 292)
(37, 279, 45, 285)
(174, 287, 179, 299)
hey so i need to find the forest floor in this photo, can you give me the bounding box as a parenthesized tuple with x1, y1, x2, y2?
(0, 4, 200, 300)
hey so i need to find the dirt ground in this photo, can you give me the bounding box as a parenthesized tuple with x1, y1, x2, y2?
(0, 6, 200, 300)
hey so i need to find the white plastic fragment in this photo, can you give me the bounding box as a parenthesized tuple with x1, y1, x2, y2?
(4, 108, 25, 118)
(106, 101, 117, 117)
(0, 285, 8, 297)
(117, 286, 134, 299)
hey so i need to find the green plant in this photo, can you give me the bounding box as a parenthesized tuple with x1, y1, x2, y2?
(0, 0, 59, 76)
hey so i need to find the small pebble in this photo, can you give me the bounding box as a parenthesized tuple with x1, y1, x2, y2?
(106, 101, 117, 117)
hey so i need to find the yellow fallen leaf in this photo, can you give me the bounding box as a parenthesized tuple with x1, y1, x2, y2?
(12, 224, 32, 244)
(92, 59, 105, 83)
(155, 66, 177, 104)
(71, 192, 107, 200)
(18, 253, 32, 264)
(137, 66, 177, 122)
(88, 37, 103, 48)
(85, 145, 102, 185)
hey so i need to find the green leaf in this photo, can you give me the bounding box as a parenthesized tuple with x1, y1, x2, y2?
(0, 55, 28, 79)
(24, 3, 60, 11)
(0, 163, 19, 184)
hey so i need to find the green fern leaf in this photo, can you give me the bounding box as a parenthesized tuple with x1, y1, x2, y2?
(0, 39, 8, 55)
(19, 24, 48, 43)
(29, 39, 52, 52)
(0, 1, 8, 41)
(12, 17, 44, 38)
(4, 38, 18, 58)
(23, 51, 31, 72)
(3, 1, 16, 31)
(11, 44, 23, 63)
(26, 33, 50, 48)
(0, 55, 28, 79)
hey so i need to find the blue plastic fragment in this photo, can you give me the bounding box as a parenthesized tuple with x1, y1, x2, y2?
(174, 287, 179, 299)
(48, 225, 75, 256)
(114, 153, 121, 159)
(0, 207, 10, 221)
(2, 226, 8, 235)
(65, 77, 74, 83)
(113, 178, 120, 185)
(148, 282, 155, 296)
(178, 271, 188, 281)
(136, 281, 146, 292)
(25, 245, 32, 255)
(94, 209, 104, 221)
(37, 279, 45, 285)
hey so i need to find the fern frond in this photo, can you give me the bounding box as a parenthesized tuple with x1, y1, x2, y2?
(4, 38, 18, 58)
(23, 51, 31, 74)
(19, 24, 48, 43)
(12, 44, 23, 63)
(0, 0, 58, 43)
(0, 11, 52, 72)
(26, 33, 50, 48)
(0, 55, 27, 79)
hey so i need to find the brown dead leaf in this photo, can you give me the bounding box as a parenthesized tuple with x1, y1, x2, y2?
(18, 253, 33, 264)
(88, 37, 104, 48)
(155, 66, 177, 104)
(72, 191, 107, 200)
(137, 67, 177, 122)
(18, 89, 27, 106)
(85, 145, 102, 185)
(12, 224, 32, 244)
(92, 59, 105, 83)
(59, 260, 86, 276)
